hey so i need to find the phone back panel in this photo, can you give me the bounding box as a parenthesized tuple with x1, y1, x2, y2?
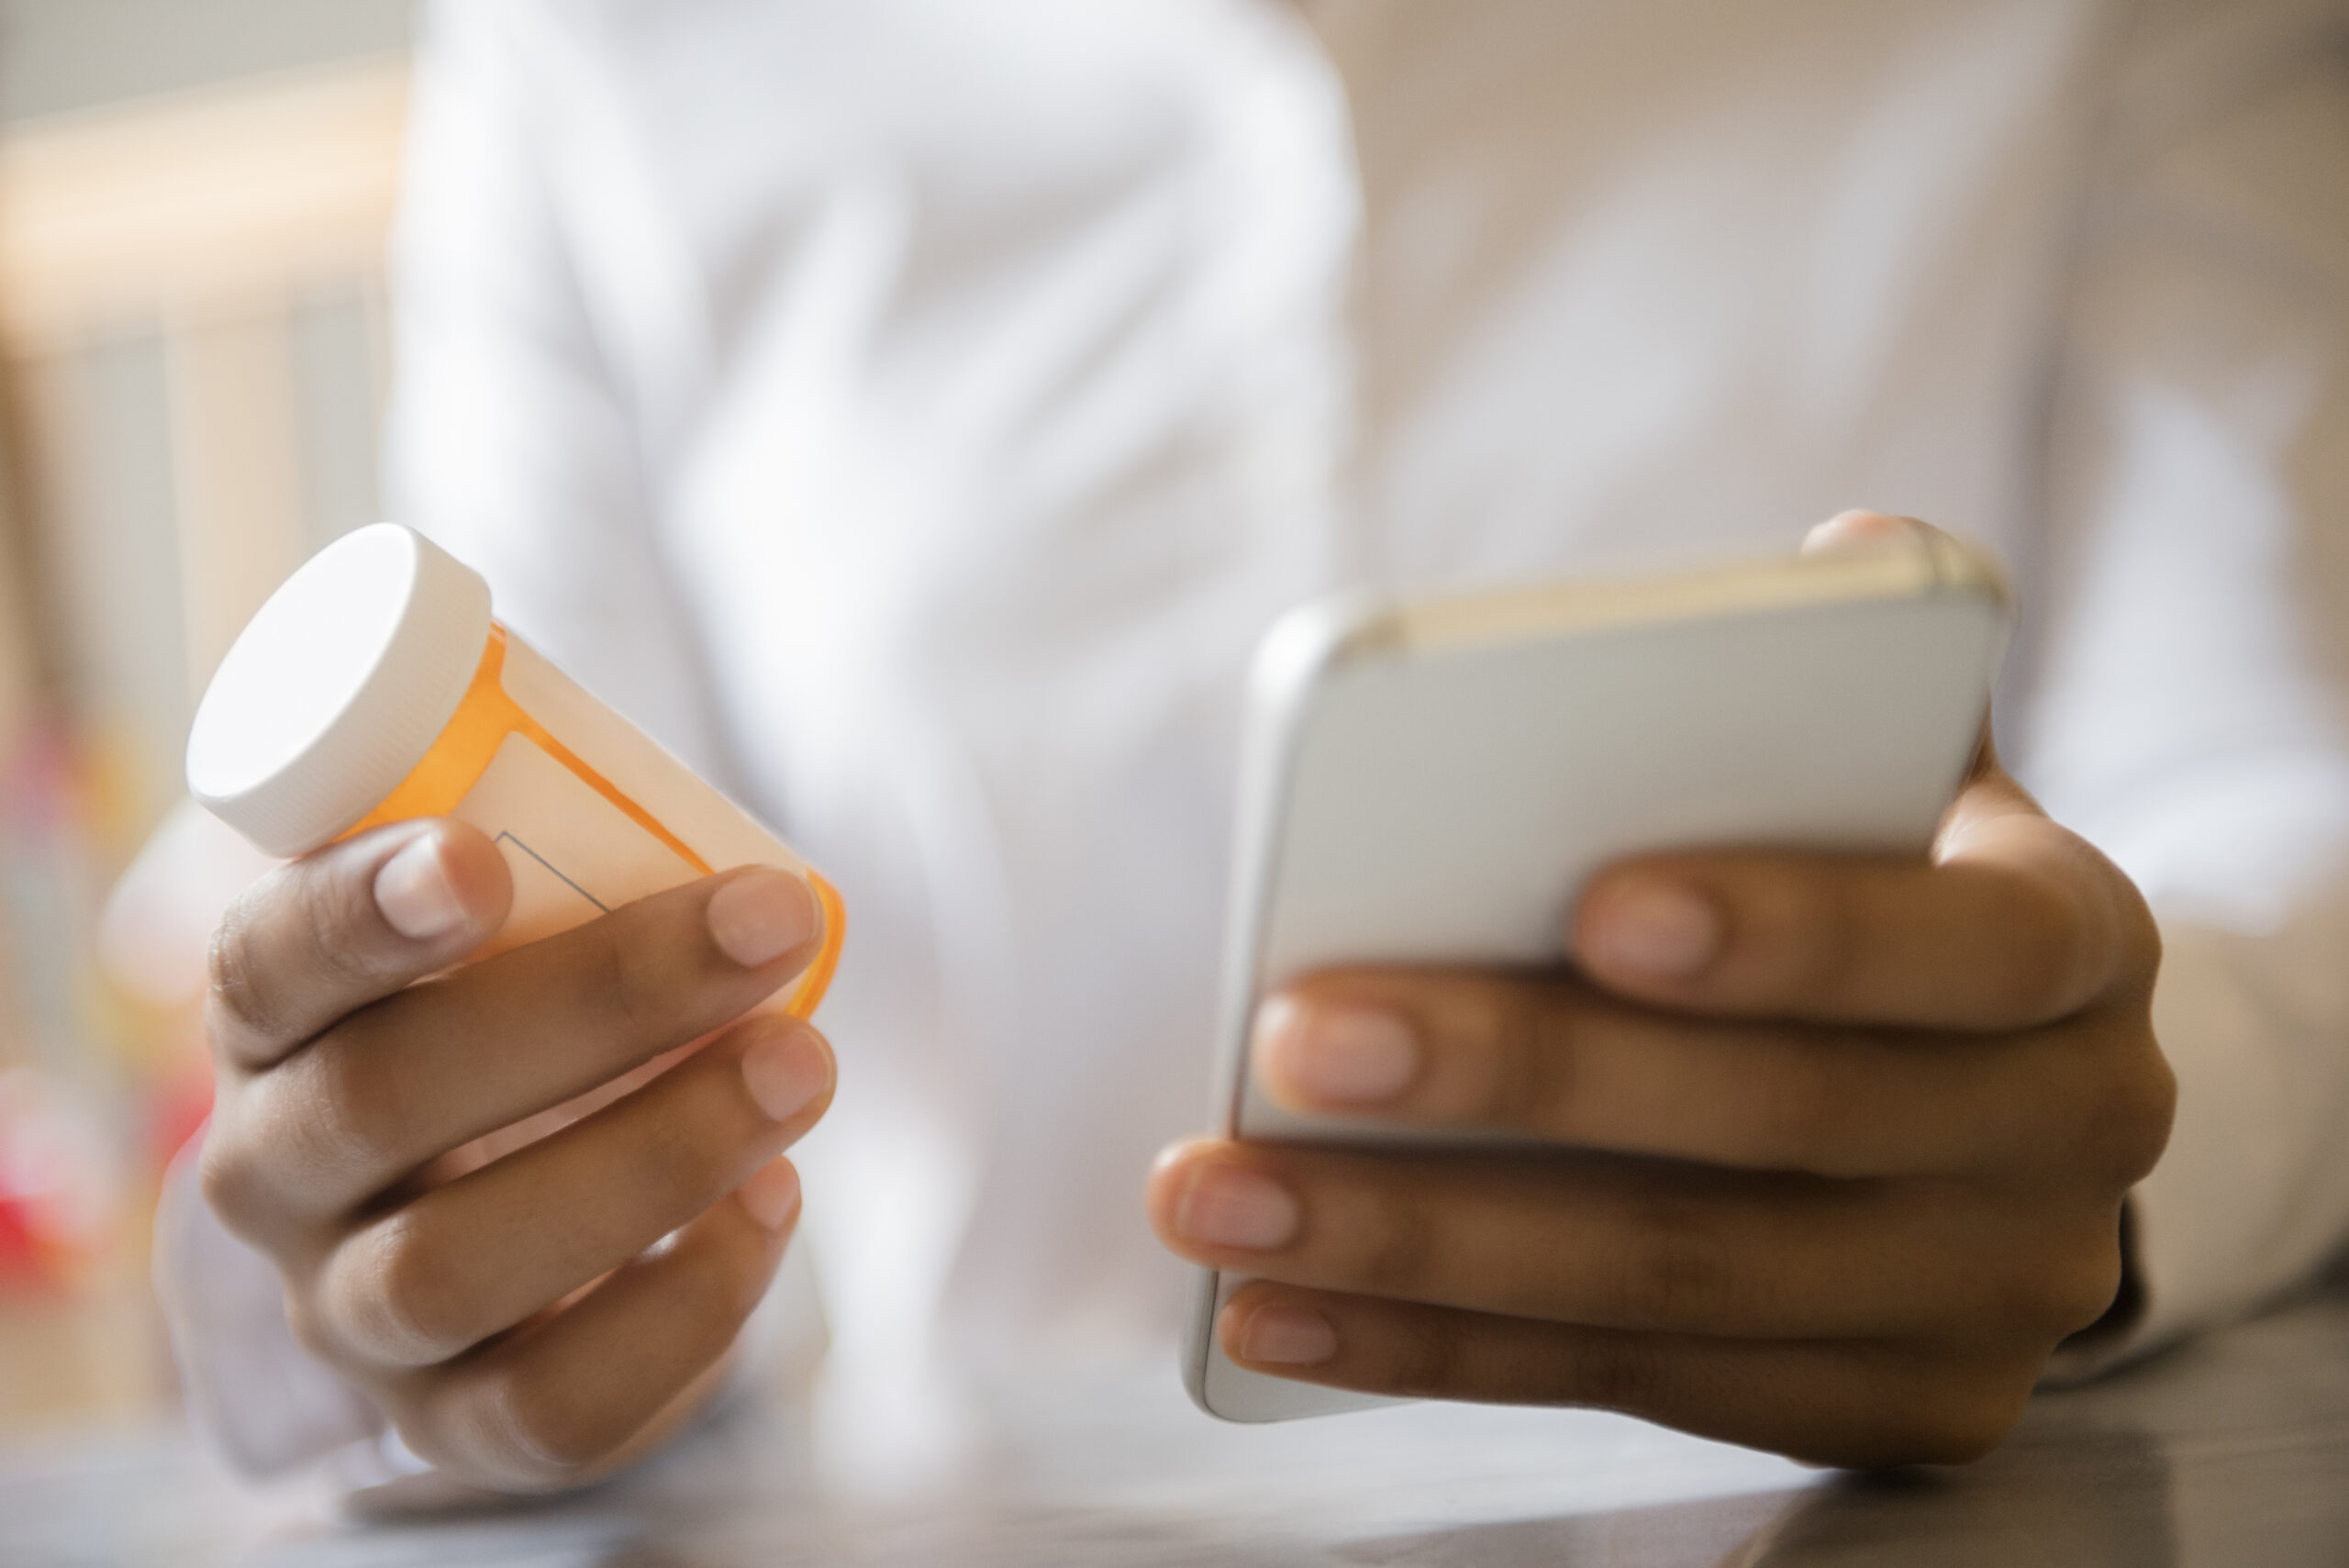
(1190, 570, 2005, 1421)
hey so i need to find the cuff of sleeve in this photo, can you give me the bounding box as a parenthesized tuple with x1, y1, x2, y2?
(2043, 914, 2349, 1382)
(151, 1130, 388, 1480)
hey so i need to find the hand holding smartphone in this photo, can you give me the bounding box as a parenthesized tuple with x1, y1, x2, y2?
(1185, 528, 2010, 1422)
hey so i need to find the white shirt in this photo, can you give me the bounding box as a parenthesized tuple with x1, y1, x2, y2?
(153, 0, 2349, 1495)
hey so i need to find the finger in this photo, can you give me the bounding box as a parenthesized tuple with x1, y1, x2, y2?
(206, 820, 512, 1071)
(399, 1172, 799, 1493)
(217, 864, 824, 1221)
(1801, 507, 1928, 554)
(1569, 796, 2154, 1030)
(1216, 1282, 2036, 1469)
(312, 1016, 832, 1368)
(1151, 1140, 2126, 1342)
(1251, 971, 2168, 1181)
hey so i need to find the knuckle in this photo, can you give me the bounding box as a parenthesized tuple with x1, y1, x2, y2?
(206, 906, 284, 1043)
(264, 1043, 404, 1202)
(2052, 1255, 2127, 1337)
(475, 1372, 607, 1486)
(2053, 1022, 2176, 1190)
(344, 1215, 477, 1365)
(2121, 888, 2164, 992)
(580, 915, 685, 1040)
(2097, 1041, 2177, 1186)
(2020, 1226, 2126, 1337)
(1947, 1213, 2124, 1353)
(1347, 1189, 1443, 1298)
(498, 1385, 610, 1482)
(1483, 991, 1575, 1132)
(194, 1121, 272, 1239)
(198, 1082, 362, 1240)
(1605, 1195, 1729, 1327)
(206, 858, 399, 1050)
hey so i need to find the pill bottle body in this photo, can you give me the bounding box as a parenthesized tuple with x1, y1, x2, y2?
(347, 621, 843, 1007)
(186, 525, 841, 1016)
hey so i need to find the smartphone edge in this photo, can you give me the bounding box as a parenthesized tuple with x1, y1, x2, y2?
(1185, 590, 1395, 1419)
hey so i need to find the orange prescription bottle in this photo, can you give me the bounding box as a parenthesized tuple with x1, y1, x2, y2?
(184, 524, 842, 1017)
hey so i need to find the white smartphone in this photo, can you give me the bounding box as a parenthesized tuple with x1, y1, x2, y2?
(1185, 533, 2009, 1423)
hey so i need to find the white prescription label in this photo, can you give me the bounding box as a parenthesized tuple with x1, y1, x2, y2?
(453, 732, 699, 954)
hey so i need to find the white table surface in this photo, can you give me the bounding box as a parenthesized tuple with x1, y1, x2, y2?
(6, 1274, 2345, 1567)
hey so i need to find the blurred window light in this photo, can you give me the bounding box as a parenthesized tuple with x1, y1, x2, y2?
(0, 5, 412, 1431)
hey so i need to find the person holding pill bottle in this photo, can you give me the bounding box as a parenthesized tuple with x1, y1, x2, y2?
(170, 523, 844, 1496)
(144, 0, 2349, 1506)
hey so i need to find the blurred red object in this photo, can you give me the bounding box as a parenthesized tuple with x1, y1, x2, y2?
(0, 1194, 45, 1286)
(0, 1069, 118, 1295)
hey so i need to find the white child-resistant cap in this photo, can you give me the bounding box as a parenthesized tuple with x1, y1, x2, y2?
(186, 524, 494, 858)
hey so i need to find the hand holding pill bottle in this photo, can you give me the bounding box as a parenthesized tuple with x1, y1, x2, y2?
(185, 523, 842, 1010)
(177, 524, 839, 1494)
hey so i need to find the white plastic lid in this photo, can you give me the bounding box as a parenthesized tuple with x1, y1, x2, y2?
(186, 524, 494, 857)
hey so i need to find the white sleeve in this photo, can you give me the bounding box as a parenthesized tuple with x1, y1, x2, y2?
(2019, 0, 2349, 1373)
(154, 0, 825, 1503)
(152, 1137, 388, 1480)
(383, 0, 735, 781)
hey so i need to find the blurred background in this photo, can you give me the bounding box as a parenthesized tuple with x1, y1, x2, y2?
(0, 0, 412, 1434)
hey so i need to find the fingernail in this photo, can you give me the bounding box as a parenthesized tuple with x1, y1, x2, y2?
(707, 868, 820, 968)
(741, 1024, 830, 1123)
(1803, 510, 1909, 554)
(1236, 1304, 1338, 1366)
(1588, 879, 1721, 981)
(1259, 998, 1419, 1106)
(736, 1158, 802, 1231)
(1174, 1164, 1300, 1251)
(374, 830, 466, 940)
